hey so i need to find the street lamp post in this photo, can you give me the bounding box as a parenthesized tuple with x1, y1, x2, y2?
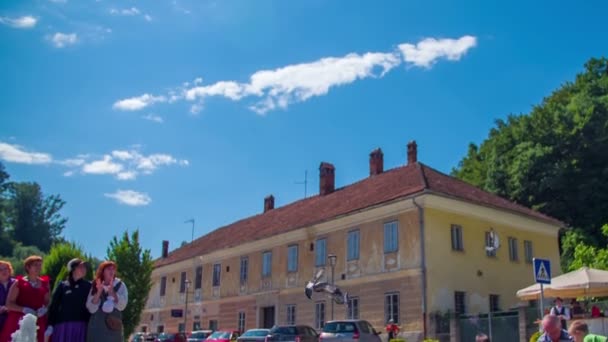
(184, 279, 191, 333)
(328, 254, 337, 321)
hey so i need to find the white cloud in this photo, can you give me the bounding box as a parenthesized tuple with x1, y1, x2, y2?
(105, 190, 151, 206)
(63, 170, 75, 177)
(82, 155, 123, 174)
(116, 171, 137, 180)
(110, 7, 140, 16)
(113, 94, 166, 111)
(0, 16, 37, 29)
(142, 114, 164, 123)
(59, 158, 86, 167)
(50, 32, 78, 48)
(76, 149, 188, 180)
(0, 142, 52, 164)
(50, 0, 68, 3)
(398, 35, 477, 68)
(144, 14, 152, 22)
(114, 35, 477, 114)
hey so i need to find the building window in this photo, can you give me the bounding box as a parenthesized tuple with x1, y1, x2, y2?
(212, 264, 221, 287)
(209, 320, 218, 331)
(315, 302, 325, 329)
(347, 230, 360, 260)
(160, 276, 166, 296)
(347, 297, 360, 319)
(193, 321, 201, 331)
(451, 224, 464, 251)
(385, 293, 399, 323)
(286, 305, 296, 325)
(315, 238, 327, 267)
(179, 272, 187, 293)
(157, 325, 164, 333)
(262, 251, 272, 277)
(384, 221, 399, 253)
(195, 266, 203, 290)
(485, 231, 497, 257)
(454, 291, 466, 315)
(524, 240, 533, 263)
(287, 245, 298, 272)
(238, 312, 246, 333)
(178, 323, 185, 332)
(489, 294, 500, 312)
(508, 237, 519, 261)
(240, 257, 248, 283)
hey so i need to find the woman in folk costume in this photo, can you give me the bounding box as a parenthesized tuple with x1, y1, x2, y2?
(85, 261, 128, 342)
(46, 258, 92, 342)
(0, 255, 50, 342)
(0, 261, 16, 334)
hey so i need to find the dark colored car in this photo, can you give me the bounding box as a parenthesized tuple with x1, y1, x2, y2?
(320, 320, 381, 342)
(237, 329, 270, 342)
(146, 333, 159, 341)
(265, 325, 318, 342)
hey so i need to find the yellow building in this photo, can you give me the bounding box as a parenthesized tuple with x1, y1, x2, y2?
(139, 141, 562, 341)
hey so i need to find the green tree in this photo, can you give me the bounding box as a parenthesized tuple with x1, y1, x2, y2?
(106, 230, 153, 340)
(0, 163, 15, 256)
(7, 182, 68, 252)
(42, 241, 98, 289)
(452, 57, 608, 269)
(0, 243, 46, 275)
(568, 224, 608, 271)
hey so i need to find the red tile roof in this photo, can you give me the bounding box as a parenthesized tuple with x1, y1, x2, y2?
(155, 163, 562, 267)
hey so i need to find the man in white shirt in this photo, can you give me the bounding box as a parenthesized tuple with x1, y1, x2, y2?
(550, 298, 572, 330)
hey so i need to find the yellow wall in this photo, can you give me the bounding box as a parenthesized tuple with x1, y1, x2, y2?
(424, 207, 561, 314)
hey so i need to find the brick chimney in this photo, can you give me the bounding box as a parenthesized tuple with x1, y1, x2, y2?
(162, 240, 169, 258)
(369, 148, 384, 176)
(264, 195, 275, 213)
(319, 162, 335, 196)
(407, 140, 418, 165)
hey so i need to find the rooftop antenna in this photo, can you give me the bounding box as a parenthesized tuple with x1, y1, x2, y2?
(295, 170, 308, 198)
(184, 219, 195, 243)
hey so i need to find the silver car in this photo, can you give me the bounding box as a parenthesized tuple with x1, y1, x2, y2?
(320, 320, 381, 342)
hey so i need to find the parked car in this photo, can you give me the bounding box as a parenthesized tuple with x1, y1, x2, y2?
(146, 333, 159, 341)
(155, 333, 187, 342)
(265, 325, 318, 342)
(237, 329, 270, 342)
(132, 333, 145, 342)
(206, 330, 241, 342)
(319, 320, 381, 342)
(189, 330, 214, 342)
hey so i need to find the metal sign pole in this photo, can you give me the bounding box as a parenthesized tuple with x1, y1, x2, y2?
(540, 283, 545, 319)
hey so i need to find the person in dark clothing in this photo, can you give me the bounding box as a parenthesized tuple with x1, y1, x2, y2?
(46, 258, 92, 342)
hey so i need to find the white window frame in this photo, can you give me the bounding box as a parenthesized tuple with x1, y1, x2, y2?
(347, 229, 360, 261)
(454, 291, 466, 315)
(385, 292, 399, 323)
(347, 297, 360, 319)
(286, 304, 296, 325)
(384, 221, 399, 253)
(240, 257, 249, 283)
(524, 240, 533, 263)
(194, 266, 203, 290)
(262, 251, 272, 277)
(160, 276, 167, 297)
(212, 263, 221, 287)
(508, 237, 519, 261)
(315, 238, 327, 266)
(451, 224, 464, 251)
(238, 312, 246, 333)
(287, 245, 298, 272)
(315, 302, 325, 329)
(485, 231, 497, 257)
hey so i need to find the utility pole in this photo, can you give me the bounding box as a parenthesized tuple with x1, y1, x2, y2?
(328, 254, 337, 321)
(184, 219, 195, 243)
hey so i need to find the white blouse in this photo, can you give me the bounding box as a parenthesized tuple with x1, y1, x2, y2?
(86, 278, 128, 314)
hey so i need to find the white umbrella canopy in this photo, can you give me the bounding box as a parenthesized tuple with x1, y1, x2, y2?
(517, 267, 608, 300)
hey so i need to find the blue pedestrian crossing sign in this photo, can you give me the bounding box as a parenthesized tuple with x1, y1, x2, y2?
(534, 258, 551, 284)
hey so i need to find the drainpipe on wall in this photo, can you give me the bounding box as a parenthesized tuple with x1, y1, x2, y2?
(413, 197, 428, 338)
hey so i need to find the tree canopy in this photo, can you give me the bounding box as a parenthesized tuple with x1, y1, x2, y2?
(452, 57, 608, 268)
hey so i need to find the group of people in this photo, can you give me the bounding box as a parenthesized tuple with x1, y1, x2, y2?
(0, 256, 128, 342)
(537, 314, 606, 342)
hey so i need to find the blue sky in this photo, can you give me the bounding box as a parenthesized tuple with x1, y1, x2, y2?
(1, 0, 607, 259)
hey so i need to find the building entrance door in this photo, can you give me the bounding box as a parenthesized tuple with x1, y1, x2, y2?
(261, 306, 275, 328)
